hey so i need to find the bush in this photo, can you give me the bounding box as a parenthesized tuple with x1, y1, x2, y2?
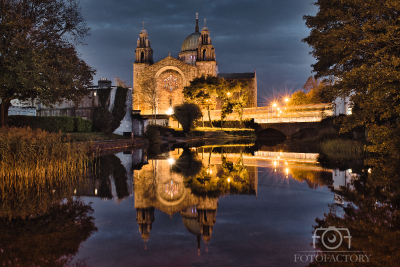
(144, 125, 161, 145)
(173, 103, 202, 133)
(92, 107, 114, 134)
(8, 115, 75, 132)
(196, 118, 255, 129)
(320, 139, 365, 161)
(8, 115, 93, 133)
(74, 117, 92, 133)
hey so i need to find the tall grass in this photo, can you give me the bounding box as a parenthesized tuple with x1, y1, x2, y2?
(320, 139, 365, 161)
(0, 127, 91, 219)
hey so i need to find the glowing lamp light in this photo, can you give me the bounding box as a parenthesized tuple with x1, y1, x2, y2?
(368, 168, 372, 173)
(227, 178, 231, 183)
(168, 158, 175, 165)
(285, 97, 289, 102)
(286, 168, 289, 175)
(272, 103, 277, 107)
(95, 189, 98, 195)
(166, 107, 174, 115)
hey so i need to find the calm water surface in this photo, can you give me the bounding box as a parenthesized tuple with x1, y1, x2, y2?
(69, 145, 342, 267)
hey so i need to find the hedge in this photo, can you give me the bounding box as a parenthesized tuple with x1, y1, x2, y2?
(8, 115, 92, 133)
(196, 118, 255, 129)
(73, 117, 92, 133)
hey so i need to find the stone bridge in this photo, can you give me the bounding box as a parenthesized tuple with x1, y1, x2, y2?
(255, 121, 327, 139)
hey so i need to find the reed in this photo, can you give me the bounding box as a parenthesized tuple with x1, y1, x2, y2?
(0, 127, 91, 219)
(320, 139, 366, 161)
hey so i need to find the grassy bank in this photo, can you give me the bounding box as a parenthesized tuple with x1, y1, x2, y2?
(62, 132, 131, 142)
(290, 127, 366, 162)
(0, 127, 91, 218)
(320, 139, 365, 161)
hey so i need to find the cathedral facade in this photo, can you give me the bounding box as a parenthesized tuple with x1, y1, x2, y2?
(133, 14, 257, 115)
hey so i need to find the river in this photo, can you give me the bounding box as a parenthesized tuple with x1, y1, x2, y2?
(2, 143, 395, 267)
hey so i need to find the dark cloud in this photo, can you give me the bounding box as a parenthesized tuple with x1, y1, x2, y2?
(76, 0, 318, 103)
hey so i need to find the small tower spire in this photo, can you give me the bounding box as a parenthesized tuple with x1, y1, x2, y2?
(143, 21, 145, 29)
(204, 18, 206, 27)
(195, 12, 199, 32)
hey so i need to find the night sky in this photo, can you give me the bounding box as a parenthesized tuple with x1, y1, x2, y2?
(76, 0, 319, 105)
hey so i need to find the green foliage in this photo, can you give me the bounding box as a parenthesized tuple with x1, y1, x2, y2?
(92, 107, 114, 134)
(320, 139, 365, 161)
(173, 102, 203, 133)
(0, 0, 95, 127)
(144, 125, 161, 145)
(303, 0, 400, 156)
(8, 115, 92, 133)
(74, 117, 92, 133)
(97, 88, 111, 108)
(289, 77, 332, 106)
(8, 115, 74, 132)
(93, 87, 128, 134)
(183, 75, 219, 126)
(111, 87, 128, 130)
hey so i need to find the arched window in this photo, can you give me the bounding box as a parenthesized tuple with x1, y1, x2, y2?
(141, 52, 144, 62)
(203, 49, 206, 60)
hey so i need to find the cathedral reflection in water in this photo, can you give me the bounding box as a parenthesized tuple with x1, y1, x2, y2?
(71, 146, 354, 253)
(134, 148, 258, 252)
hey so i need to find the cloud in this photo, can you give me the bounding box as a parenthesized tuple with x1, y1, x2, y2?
(76, 0, 319, 102)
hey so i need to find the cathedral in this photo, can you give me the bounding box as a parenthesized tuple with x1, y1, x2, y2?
(133, 14, 257, 116)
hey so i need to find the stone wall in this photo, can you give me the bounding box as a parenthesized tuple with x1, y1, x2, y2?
(133, 56, 217, 115)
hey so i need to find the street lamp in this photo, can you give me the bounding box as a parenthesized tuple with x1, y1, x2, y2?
(166, 107, 173, 115)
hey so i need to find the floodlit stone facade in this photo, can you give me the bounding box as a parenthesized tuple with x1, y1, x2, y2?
(133, 14, 257, 115)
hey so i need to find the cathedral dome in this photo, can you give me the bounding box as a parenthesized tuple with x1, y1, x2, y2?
(181, 32, 201, 52)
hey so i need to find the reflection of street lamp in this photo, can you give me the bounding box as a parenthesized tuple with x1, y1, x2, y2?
(166, 107, 174, 115)
(168, 158, 175, 165)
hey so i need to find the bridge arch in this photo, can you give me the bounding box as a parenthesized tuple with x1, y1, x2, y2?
(256, 121, 326, 139)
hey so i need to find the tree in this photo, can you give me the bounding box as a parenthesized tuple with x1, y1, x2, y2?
(138, 77, 158, 124)
(172, 102, 202, 133)
(183, 75, 219, 127)
(231, 81, 248, 128)
(303, 0, 400, 155)
(288, 90, 309, 105)
(0, 0, 95, 127)
(216, 78, 237, 128)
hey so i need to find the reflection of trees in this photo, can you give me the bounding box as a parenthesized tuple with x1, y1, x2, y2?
(290, 170, 332, 189)
(308, 160, 400, 267)
(183, 153, 250, 197)
(171, 148, 202, 178)
(0, 199, 97, 267)
(94, 154, 129, 199)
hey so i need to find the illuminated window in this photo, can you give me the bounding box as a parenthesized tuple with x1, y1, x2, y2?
(164, 75, 178, 92)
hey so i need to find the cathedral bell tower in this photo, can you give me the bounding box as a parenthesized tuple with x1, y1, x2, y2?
(197, 19, 215, 62)
(195, 18, 218, 76)
(135, 22, 153, 64)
